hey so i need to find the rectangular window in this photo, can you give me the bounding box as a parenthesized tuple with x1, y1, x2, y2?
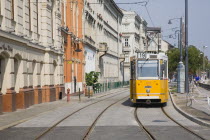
(29, 0, 31, 31)
(11, 0, 14, 20)
(125, 38, 128, 46)
(61, 2, 64, 26)
(36, 0, 38, 34)
(137, 60, 159, 78)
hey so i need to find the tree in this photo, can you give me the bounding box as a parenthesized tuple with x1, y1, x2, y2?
(166, 48, 180, 79)
(187, 46, 203, 74)
(85, 71, 101, 90)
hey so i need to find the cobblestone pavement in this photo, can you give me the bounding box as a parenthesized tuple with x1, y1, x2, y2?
(1, 85, 210, 140)
(0, 88, 125, 131)
(171, 84, 210, 127)
(138, 107, 200, 140)
(165, 95, 210, 139)
(0, 88, 129, 140)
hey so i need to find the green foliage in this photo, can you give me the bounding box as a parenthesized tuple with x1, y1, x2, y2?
(187, 46, 203, 74)
(85, 71, 101, 89)
(166, 48, 180, 78)
(167, 45, 209, 76)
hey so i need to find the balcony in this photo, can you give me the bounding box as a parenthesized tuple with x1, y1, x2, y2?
(99, 42, 108, 52)
(124, 62, 130, 67)
(123, 45, 131, 52)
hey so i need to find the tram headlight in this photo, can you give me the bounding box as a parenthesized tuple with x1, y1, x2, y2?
(146, 89, 150, 93)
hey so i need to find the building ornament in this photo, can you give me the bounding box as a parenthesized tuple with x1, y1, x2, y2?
(0, 44, 13, 52)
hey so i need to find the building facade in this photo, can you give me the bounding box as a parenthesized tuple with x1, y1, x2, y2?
(84, 0, 124, 83)
(121, 9, 147, 81)
(63, 0, 85, 94)
(146, 27, 162, 53)
(161, 40, 174, 53)
(0, 0, 64, 113)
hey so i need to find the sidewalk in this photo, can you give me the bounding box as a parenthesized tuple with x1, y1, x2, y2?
(0, 88, 124, 131)
(170, 83, 210, 127)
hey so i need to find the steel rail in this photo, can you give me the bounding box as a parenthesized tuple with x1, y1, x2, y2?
(134, 107, 156, 140)
(83, 95, 129, 140)
(161, 107, 205, 140)
(35, 89, 129, 140)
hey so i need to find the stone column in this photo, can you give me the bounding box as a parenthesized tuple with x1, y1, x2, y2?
(16, 59, 28, 109)
(3, 57, 16, 112)
(26, 61, 34, 107)
(34, 62, 42, 104)
(177, 62, 185, 93)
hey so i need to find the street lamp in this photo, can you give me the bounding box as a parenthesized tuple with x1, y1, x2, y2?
(168, 17, 183, 62)
(168, 17, 185, 93)
(185, 0, 189, 93)
(201, 46, 208, 81)
(203, 46, 208, 71)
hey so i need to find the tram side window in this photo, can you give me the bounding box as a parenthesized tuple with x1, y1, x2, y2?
(160, 61, 168, 79)
(130, 61, 136, 79)
(164, 61, 168, 78)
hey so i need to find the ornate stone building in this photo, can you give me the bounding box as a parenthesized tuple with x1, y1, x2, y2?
(0, 0, 64, 113)
(62, 0, 85, 94)
(84, 0, 124, 83)
(121, 9, 147, 81)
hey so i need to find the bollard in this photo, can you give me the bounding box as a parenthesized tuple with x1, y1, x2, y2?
(83, 83, 86, 95)
(67, 88, 70, 102)
(79, 88, 81, 102)
(88, 87, 90, 98)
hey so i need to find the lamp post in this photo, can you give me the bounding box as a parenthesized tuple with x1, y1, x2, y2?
(185, 0, 189, 93)
(168, 17, 185, 93)
(202, 46, 208, 81)
(202, 46, 208, 71)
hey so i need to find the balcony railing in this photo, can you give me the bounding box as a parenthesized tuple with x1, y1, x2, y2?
(123, 45, 131, 52)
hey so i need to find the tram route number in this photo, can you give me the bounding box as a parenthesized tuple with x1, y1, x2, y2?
(138, 52, 146, 58)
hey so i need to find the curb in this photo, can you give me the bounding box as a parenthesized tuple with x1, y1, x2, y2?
(170, 92, 210, 128)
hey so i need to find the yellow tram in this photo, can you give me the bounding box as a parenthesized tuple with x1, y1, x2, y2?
(130, 52, 169, 105)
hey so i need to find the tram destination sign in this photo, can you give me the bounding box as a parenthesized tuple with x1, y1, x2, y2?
(137, 52, 146, 59)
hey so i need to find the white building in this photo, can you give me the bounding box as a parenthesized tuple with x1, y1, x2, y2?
(0, 0, 64, 113)
(161, 40, 174, 53)
(121, 9, 147, 81)
(83, 0, 124, 83)
(146, 27, 162, 53)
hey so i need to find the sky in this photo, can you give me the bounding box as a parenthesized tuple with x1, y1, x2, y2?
(115, 0, 210, 59)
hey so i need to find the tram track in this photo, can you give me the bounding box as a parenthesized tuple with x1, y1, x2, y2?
(135, 106, 206, 140)
(134, 107, 156, 140)
(35, 89, 129, 140)
(161, 107, 206, 140)
(83, 95, 129, 140)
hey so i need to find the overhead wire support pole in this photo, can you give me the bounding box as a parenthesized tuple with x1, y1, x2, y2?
(180, 17, 183, 61)
(185, 0, 189, 93)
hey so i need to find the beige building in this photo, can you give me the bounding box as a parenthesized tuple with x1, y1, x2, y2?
(121, 9, 147, 81)
(161, 40, 174, 53)
(0, 0, 64, 113)
(84, 0, 124, 83)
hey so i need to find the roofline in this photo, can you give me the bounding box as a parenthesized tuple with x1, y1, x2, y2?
(109, 0, 124, 17)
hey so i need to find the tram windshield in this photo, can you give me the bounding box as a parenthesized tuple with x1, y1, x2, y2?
(137, 60, 158, 78)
